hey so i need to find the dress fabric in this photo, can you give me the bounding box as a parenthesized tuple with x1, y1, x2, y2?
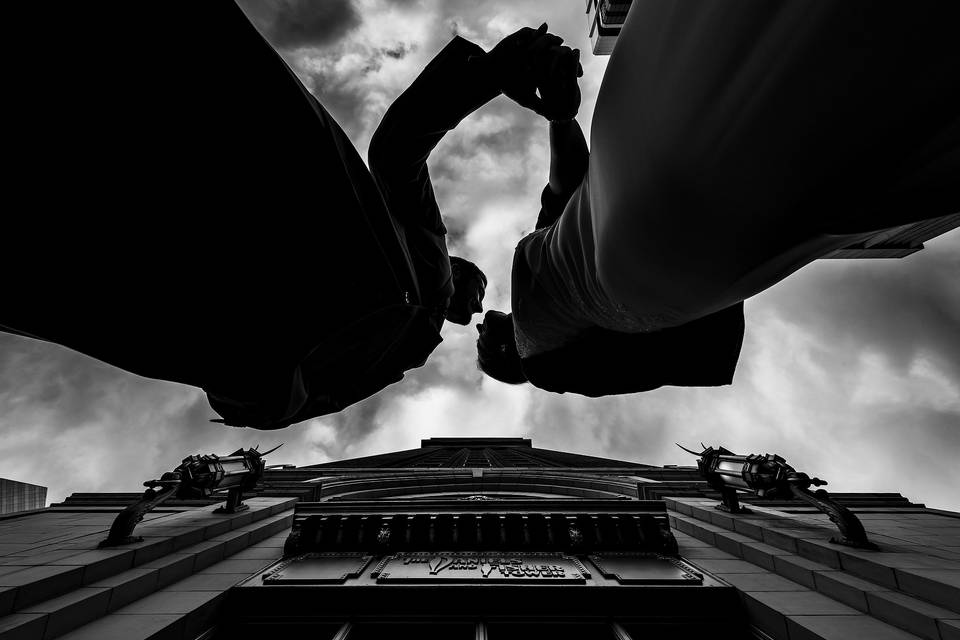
(512, 179, 744, 397)
(1, 2, 497, 429)
(588, 0, 960, 321)
(510, 0, 958, 396)
(513, 179, 687, 361)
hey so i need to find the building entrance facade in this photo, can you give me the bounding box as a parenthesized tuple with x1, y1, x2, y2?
(2, 436, 956, 640)
(225, 438, 744, 638)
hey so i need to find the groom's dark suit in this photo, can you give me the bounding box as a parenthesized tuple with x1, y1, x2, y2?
(1, 2, 498, 429)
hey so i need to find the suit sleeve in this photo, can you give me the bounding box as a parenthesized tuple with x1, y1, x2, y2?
(368, 36, 501, 306)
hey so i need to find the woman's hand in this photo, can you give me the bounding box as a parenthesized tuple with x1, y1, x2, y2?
(536, 45, 583, 122)
(481, 24, 564, 117)
(477, 24, 583, 119)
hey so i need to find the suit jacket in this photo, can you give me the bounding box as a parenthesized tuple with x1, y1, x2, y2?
(1, 3, 497, 429)
(209, 34, 501, 429)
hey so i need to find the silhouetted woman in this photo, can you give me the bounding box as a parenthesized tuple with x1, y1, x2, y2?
(479, 1, 959, 395)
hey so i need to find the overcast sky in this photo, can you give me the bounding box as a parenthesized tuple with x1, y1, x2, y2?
(1, 0, 957, 512)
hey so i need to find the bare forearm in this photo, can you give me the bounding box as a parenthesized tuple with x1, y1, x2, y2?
(548, 118, 588, 196)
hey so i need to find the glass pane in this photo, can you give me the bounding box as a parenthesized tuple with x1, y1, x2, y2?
(348, 623, 475, 640)
(488, 623, 616, 640)
(619, 621, 727, 638)
(239, 622, 344, 638)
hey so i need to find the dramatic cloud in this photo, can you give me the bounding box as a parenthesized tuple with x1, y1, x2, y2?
(1, 1, 957, 515)
(236, 0, 361, 49)
(516, 232, 960, 510)
(768, 245, 960, 383)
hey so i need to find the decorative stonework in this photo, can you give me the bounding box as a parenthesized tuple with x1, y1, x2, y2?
(588, 553, 703, 585)
(373, 552, 588, 583)
(262, 553, 373, 584)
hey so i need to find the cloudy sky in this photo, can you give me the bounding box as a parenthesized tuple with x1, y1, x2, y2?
(2, 0, 958, 512)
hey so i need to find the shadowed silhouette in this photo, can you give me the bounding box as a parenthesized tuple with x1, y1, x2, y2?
(479, 1, 959, 396)
(1, 3, 559, 429)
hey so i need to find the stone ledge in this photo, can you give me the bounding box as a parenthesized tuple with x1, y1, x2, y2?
(0, 588, 14, 617)
(786, 614, 923, 640)
(674, 512, 956, 640)
(894, 569, 960, 615)
(93, 568, 159, 612)
(748, 590, 859, 616)
(139, 555, 197, 591)
(0, 613, 48, 640)
(813, 570, 886, 612)
(740, 591, 789, 640)
(0, 498, 294, 620)
(669, 499, 960, 615)
(48, 525, 290, 640)
(772, 555, 830, 590)
(20, 588, 111, 640)
(866, 590, 958, 640)
(0, 566, 83, 612)
(0, 506, 293, 640)
(939, 620, 960, 640)
(56, 613, 184, 640)
(741, 542, 791, 572)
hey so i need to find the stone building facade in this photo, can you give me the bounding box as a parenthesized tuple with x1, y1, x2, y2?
(0, 437, 957, 639)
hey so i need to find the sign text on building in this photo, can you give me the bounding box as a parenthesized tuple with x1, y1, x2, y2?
(374, 552, 588, 583)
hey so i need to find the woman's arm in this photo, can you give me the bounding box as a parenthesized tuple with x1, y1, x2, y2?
(535, 119, 589, 230)
(533, 46, 588, 230)
(548, 119, 589, 197)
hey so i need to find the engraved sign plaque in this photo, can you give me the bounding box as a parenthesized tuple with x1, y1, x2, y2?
(262, 553, 373, 584)
(588, 553, 703, 585)
(374, 552, 588, 583)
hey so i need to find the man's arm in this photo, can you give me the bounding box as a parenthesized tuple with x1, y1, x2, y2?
(369, 36, 502, 222)
(369, 26, 566, 205)
(368, 36, 501, 306)
(369, 28, 562, 307)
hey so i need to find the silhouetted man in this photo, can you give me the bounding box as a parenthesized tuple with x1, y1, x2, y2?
(1, 2, 561, 429)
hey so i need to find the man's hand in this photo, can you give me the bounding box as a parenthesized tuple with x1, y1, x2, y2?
(447, 256, 487, 326)
(481, 24, 583, 121)
(482, 24, 564, 117)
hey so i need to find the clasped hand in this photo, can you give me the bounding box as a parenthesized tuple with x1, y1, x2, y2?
(486, 23, 583, 122)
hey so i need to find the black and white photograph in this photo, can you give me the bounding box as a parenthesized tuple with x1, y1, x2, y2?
(1, 1, 958, 638)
